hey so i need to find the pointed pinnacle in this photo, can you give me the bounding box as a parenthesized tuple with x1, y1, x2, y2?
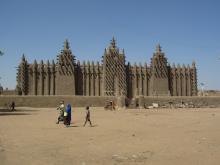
(192, 61, 196, 67)
(156, 44, 162, 53)
(64, 39, 70, 50)
(111, 36, 116, 48)
(22, 54, 25, 61)
(47, 60, 50, 65)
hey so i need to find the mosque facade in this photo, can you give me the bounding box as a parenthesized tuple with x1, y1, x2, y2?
(16, 38, 198, 97)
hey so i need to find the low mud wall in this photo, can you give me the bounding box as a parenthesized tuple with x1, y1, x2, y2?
(0, 95, 115, 108)
(1, 95, 220, 108)
(140, 96, 220, 108)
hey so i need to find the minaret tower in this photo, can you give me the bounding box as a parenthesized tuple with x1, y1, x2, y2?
(56, 39, 76, 95)
(149, 44, 169, 96)
(18, 54, 28, 95)
(102, 37, 127, 96)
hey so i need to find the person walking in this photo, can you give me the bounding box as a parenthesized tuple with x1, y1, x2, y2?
(56, 101, 65, 124)
(65, 104, 72, 127)
(10, 101, 15, 111)
(83, 106, 93, 127)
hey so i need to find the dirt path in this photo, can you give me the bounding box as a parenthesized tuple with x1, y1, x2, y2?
(0, 107, 220, 165)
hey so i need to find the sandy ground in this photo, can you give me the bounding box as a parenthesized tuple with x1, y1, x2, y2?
(0, 107, 220, 165)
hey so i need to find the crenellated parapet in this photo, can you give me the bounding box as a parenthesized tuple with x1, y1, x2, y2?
(128, 62, 150, 98)
(169, 62, 197, 96)
(79, 61, 103, 96)
(26, 59, 56, 95)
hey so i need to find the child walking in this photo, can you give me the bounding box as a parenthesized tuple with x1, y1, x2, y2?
(83, 106, 93, 127)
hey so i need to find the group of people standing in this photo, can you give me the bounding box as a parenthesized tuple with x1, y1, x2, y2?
(56, 101, 92, 127)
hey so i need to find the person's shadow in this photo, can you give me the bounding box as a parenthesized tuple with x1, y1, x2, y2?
(84, 124, 98, 127)
(0, 112, 31, 116)
(68, 125, 80, 127)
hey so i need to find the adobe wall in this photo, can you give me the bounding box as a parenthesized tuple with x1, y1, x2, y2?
(0, 96, 115, 108)
(1, 95, 220, 108)
(141, 96, 220, 108)
(1, 90, 16, 95)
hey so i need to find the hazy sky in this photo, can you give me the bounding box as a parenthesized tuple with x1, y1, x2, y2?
(0, 0, 220, 90)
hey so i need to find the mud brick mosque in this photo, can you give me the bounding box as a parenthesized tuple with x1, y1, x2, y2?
(16, 37, 197, 98)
